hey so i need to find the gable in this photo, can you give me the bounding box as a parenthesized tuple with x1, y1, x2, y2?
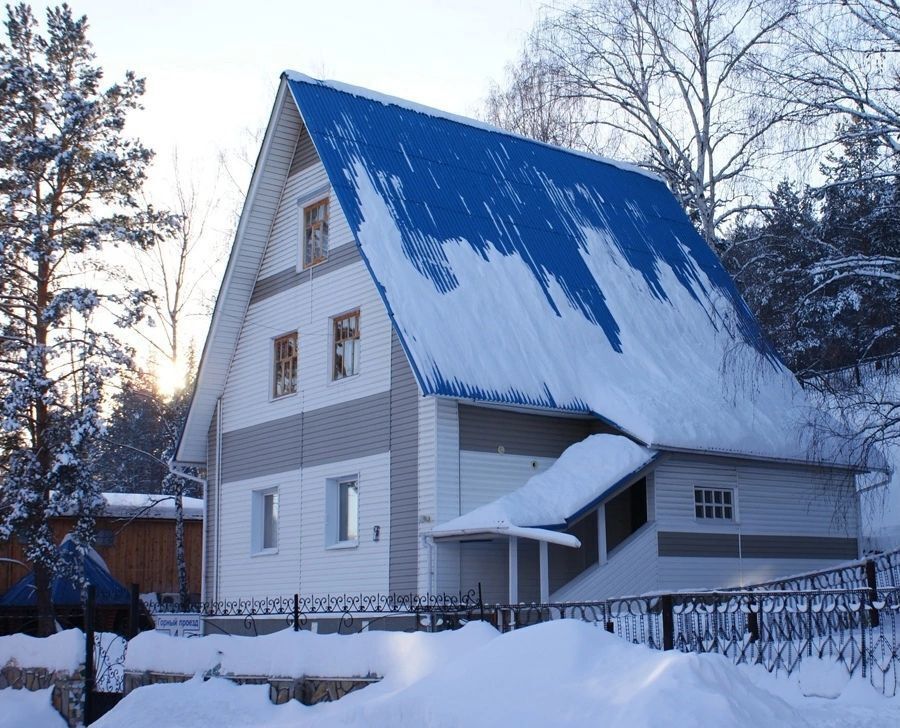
(176, 83, 302, 463)
(284, 74, 826, 462)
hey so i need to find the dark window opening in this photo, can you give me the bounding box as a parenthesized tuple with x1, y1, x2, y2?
(549, 511, 599, 592)
(604, 477, 648, 553)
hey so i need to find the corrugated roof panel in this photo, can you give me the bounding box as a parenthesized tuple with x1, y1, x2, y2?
(279, 75, 820, 459)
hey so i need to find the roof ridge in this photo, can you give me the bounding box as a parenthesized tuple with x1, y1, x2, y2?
(282, 70, 662, 183)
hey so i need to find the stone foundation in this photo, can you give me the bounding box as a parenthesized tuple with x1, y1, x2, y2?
(124, 669, 379, 705)
(0, 664, 84, 728)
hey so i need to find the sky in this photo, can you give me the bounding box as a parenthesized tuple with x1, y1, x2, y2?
(26, 0, 542, 389)
(34, 0, 540, 192)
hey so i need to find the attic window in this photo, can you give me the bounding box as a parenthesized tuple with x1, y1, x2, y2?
(273, 332, 298, 398)
(302, 198, 328, 268)
(332, 310, 360, 380)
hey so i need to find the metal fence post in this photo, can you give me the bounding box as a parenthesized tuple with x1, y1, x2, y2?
(661, 594, 674, 651)
(293, 593, 300, 632)
(478, 582, 484, 623)
(128, 583, 140, 639)
(747, 600, 760, 643)
(865, 559, 880, 627)
(84, 585, 95, 724)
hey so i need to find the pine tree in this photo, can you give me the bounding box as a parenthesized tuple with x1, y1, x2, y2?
(0, 4, 172, 634)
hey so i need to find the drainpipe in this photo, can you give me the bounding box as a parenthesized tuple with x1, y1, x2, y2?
(423, 534, 436, 595)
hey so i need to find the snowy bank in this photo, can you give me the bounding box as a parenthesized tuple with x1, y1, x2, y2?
(99, 620, 900, 727)
(125, 622, 498, 681)
(0, 687, 66, 728)
(0, 629, 83, 672)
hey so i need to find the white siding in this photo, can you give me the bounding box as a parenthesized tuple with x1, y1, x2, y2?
(656, 556, 854, 591)
(654, 454, 858, 537)
(459, 450, 556, 513)
(258, 160, 354, 279)
(299, 451, 391, 595)
(220, 258, 392, 434)
(215, 469, 302, 600)
(552, 523, 659, 602)
(434, 399, 461, 593)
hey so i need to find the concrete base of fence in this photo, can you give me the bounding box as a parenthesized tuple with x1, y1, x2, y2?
(0, 665, 84, 728)
(124, 670, 380, 705)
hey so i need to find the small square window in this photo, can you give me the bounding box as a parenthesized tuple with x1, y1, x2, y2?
(332, 310, 360, 380)
(95, 529, 115, 547)
(302, 198, 328, 269)
(252, 488, 279, 553)
(273, 333, 298, 398)
(693, 487, 734, 520)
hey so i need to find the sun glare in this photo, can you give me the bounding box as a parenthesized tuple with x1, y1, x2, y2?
(154, 358, 186, 398)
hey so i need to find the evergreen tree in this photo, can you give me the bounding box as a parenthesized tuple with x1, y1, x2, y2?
(725, 124, 900, 377)
(0, 4, 171, 634)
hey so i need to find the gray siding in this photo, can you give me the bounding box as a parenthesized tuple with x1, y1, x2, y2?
(458, 404, 612, 458)
(220, 392, 391, 483)
(249, 244, 361, 305)
(220, 413, 302, 483)
(289, 125, 318, 177)
(389, 332, 419, 593)
(303, 392, 390, 467)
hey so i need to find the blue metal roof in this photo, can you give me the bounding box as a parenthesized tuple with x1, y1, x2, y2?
(285, 75, 787, 446)
(0, 538, 130, 606)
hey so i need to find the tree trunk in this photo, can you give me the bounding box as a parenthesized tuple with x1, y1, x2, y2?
(33, 560, 55, 636)
(175, 482, 188, 610)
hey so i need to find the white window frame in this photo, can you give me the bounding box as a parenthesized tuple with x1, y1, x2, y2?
(693, 486, 736, 522)
(325, 475, 360, 549)
(251, 487, 279, 555)
(330, 308, 361, 382)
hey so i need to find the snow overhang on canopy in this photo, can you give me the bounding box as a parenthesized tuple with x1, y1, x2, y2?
(431, 435, 658, 547)
(283, 73, 844, 463)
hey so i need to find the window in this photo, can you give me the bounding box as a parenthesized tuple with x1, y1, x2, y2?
(302, 198, 328, 268)
(95, 529, 115, 547)
(252, 488, 279, 553)
(326, 476, 359, 546)
(273, 333, 298, 398)
(694, 487, 734, 520)
(332, 310, 360, 380)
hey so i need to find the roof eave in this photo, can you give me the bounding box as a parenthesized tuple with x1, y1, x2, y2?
(175, 79, 294, 464)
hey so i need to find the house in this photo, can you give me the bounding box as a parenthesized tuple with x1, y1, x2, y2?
(0, 493, 203, 602)
(174, 72, 861, 612)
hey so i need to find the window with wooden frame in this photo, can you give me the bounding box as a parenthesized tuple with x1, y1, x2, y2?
(273, 332, 298, 398)
(302, 198, 329, 268)
(693, 487, 734, 520)
(332, 310, 360, 380)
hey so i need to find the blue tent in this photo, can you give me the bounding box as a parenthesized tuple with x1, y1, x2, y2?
(0, 537, 130, 606)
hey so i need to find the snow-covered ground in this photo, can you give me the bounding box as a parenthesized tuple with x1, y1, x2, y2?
(0, 621, 880, 727)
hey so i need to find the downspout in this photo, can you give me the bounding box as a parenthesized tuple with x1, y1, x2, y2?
(423, 533, 436, 595)
(215, 398, 223, 603)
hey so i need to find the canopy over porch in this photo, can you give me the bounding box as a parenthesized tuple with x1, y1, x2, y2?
(431, 434, 658, 602)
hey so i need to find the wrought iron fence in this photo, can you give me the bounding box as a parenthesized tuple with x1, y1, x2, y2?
(142, 588, 484, 636)
(487, 586, 900, 697)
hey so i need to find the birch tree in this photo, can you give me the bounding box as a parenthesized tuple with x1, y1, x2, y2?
(536, 0, 797, 248)
(0, 4, 170, 634)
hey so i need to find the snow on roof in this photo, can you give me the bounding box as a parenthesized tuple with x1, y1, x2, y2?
(285, 75, 839, 462)
(432, 435, 657, 540)
(100, 493, 204, 521)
